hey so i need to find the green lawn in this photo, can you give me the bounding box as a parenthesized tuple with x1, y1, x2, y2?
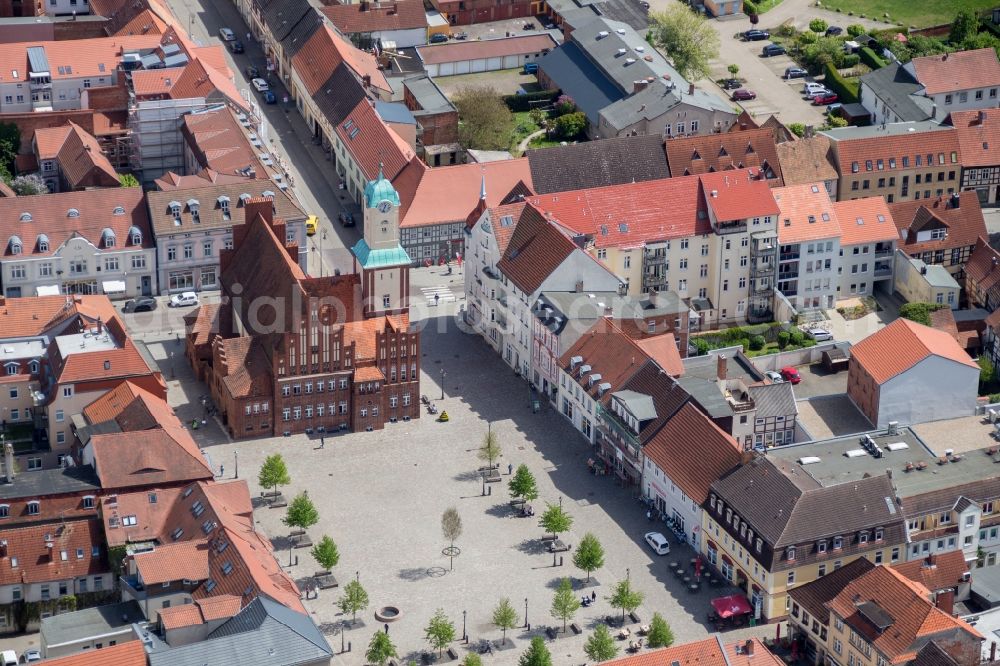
(820, 0, 994, 28)
(510, 111, 544, 153)
(756, 0, 783, 13)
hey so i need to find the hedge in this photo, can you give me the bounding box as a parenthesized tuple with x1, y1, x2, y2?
(503, 89, 559, 112)
(859, 46, 886, 69)
(822, 62, 859, 103)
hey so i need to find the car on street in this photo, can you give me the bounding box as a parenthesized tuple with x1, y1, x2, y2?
(169, 292, 199, 308)
(306, 215, 318, 236)
(784, 66, 808, 79)
(825, 25, 844, 36)
(645, 532, 670, 555)
(429, 33, 448, 43)
(21, 650, 41, 663)
(263, 90, 277, 104)
(218, 27, 235, 41)
(808, 328, 834, 342)
(339, 211, 355, 227)
(780, 366, 801, 384)
(230, 40, 244, 54)
(803, 81, 828, 95)
(812, 92, 839, 105)
(806, 87, 834, 99)
(731, 89, 757, 101)
(251, 77, 269, 92)
(762, 44, 786, 57)
(123, 296, 157, 313)
(743, 29, 770, 41)
(245, 65, 260, 79)
(765, 370, 785, 383)
(1, 651, 15, 666)
(721, 78, 742, 90)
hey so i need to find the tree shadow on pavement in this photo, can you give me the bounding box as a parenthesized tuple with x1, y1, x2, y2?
(514, 538, 549, 555)
(485, 503, 518, 519)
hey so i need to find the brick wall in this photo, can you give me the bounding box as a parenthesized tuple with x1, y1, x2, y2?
(846, 357, 879, 426)
(415, 109, 459, 146)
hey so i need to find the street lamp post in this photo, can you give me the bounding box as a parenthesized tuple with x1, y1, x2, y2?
(234, 450, 239, 479)
(523, 597, 528, 629)
(462, 610, 467, 643)
(440, 368, 446, 400)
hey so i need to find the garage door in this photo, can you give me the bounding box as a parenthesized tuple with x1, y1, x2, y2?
(437, 62, 452, 76)
(486, 56, 502, 70)
(501, 55, 518, 69)
(455, 60, 471, 75)
(472, 58, 487, 73)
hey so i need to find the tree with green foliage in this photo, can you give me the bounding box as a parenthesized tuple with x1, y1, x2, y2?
(258, 453, 290, 497)
(648, 5, 720, 81)
(551, 578, 580, 632)
(826, 116, 848, 128)
(554, 112, 587, 139)
(539, 502, 573, 541)
(555, 94, 576, 115)
(693, 338, 710, 355)
(311, 535, 339, 571)
(283, 492, 319, 532)
(441, 507, 462, 570)
(509, 464, 539, 504)
(646, 612, 675, 648)
(573, 533, 605, 581)
(10, 174, 48, 196)
(366, 631, 398, 666)
(899, 302, 944, 326)
(0, 121, 19, 180)
(809, 18, 828, 33)
(727, 63, 739, 77)
(608, 579, 643, 623)
(846, 24, 865, 38)
(749, 335, 766, 351)
(950, 9, 979, 45)
(518, 636, 553, 666)
(424, 609, 456, 658)
(463, 654, 483, 666)
(492, 597, 518, 644)
(478, 428, 502, 468)
(980, 356, 996, 390)
(777, 330, 791, 348)
(338, 579, 369, 624)
(453, 85, 515, 151)
(583, 624, 619, 662)
(119, 173, 139, 188)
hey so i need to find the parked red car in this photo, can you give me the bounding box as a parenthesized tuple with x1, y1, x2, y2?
(731, 89, 757, 101)
(780, 366, 801, 384)
(812, 92, 839, 105)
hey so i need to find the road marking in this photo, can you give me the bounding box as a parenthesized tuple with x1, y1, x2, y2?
(421, 285, 456, 305)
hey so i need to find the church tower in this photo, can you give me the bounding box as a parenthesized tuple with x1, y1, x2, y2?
(351, 165, 411, 318)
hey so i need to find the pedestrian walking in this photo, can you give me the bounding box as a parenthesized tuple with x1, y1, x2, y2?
(591, 590, 596, 602)
(508, 463, 513, 475)
(319, 436, 325, 449)
(246, 32, 251, 42)
(220, 464, 225, 478)
(384, 623, 389, 635)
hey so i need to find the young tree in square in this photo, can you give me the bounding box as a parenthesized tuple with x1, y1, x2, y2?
(366, 631, 398, 666)
(478, 428, 502, 468)
(463, 655, 483, 666)
(646, 612, 675, 649)
(441, 507, 463, 571)
(508, 464, 538, 502)
(539, 502, 573, 541)
(337, 579, 369, 625)
(550, 578, 580, 633)
(492, 597, 518, 644)
(573, 533, 605, 582)
(311, 535, 339, 572)
(518, 636, 553, 666)
(425, 609, 456, 658)
(258, 453, 290, 497)
(608, 579, 644, 623)
(583, 624, 619, 662)
(283, 492, 319, 532)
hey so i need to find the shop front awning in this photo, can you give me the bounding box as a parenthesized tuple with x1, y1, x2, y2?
(102, 280, 126, 294)
(712, 594, 753, 619)
(36, 284, 60, 296)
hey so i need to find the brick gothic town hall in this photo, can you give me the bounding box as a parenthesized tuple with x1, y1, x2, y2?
(184, 170, 421, 438)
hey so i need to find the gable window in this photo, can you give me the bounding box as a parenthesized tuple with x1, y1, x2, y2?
(786, 546, 796, 561)
(27, 501, 39, 515)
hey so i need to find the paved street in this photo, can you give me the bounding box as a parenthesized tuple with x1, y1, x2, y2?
(133, 267, 779, 664)
(163, 0, 362, 274)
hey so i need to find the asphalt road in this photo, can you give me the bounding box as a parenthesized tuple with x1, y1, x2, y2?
(163, 0, 362, 275)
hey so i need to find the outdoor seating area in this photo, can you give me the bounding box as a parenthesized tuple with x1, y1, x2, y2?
(706, 593, 754, 632)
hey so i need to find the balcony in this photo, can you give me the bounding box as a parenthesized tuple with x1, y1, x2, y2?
(874, 246, 893, 258)
(873, 267, 892, 279)
(716, 220, 747, 235)
(483, 266, 500, 281)
(595, 404, 639, 450)
(645, 254, 667, 266)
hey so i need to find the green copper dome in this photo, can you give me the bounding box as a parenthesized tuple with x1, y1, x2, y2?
(364, 164, 400, 209)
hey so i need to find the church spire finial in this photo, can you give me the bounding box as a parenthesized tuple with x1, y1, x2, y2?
(480, 165, 487, 201)
(378, 161, 385, 181)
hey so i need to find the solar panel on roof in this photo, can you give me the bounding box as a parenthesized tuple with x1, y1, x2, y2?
(162, 43, 180, 55)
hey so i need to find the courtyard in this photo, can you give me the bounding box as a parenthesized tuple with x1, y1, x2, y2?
(136, 266, 775, 664)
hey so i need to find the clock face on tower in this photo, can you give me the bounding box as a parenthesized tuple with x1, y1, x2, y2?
(376, 200, 392, 214)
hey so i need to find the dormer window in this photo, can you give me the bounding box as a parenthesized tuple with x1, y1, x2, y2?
(36, 234, 48, 252)
(832, 536, 843, 550)
(18, 213, 31, 222)
(874, 527, 884, 541)
(786, 546, 796, 561)
(67, 208, 80, 218)
(817, 540, 827, 553)
(168, 201, 182, 218)
(28, 361, 38, 374)
(101, 228, 116, 248)
(112, 206, 126, 216)
(859, 531, 869, 544)
(5, 362, 19, 376)
(27, 501, 39, 515)
(129, 226, 142, 245)
(218, 195, 231, 220)
(9, 236, 22, 255)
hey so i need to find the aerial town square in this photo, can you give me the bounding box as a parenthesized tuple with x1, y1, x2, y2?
(2, 0, 1000, 664)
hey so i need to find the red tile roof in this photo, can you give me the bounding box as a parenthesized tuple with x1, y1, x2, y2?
(965, 237, 1000, 303)
(134, 540, 210, 584)
(0, 294, 117, 338)
(634, 333, 683, 377)
(833, 196, 898, 246)
(35, 122, 120, 190)
(529, 175, 709, 249)
(559, 320, 649, 406)
(773, 183, 842, 245)
(700, 169, 779, 221)
(0, 518, 106, 586)
(56, 337, 160, 386)
(775, 135, 840, 187)
(159, 594, 242, 630)
(892, 550, 969, 593)
(416, 33, 557, 65)
(946, 108, 1000, 167)
(102, 486, 184, 548)
(911, 48, 1000, 96)
(826, 565, 981, 664)
(291, 24, 389, 96)
(665, 128, 783, 185)
(497, 202, 579, 294)
(336, 98, 415, 183)
(40, 641, 147, 666)
(181, 107, 267, 181)
(321, 0, 427, 33)
(398, 158, 533, 229)
(644, 402, 742, 503)
(827, 126, 960, 176)
(850, 317, 978, 385)
(82, 380, 148, 425)
(890, 191, 987, 256)
(0, 35, 163, 82)
(90, 428, 214, 489)
(0, 187, 151, 258)
(606, 637, 782, 666)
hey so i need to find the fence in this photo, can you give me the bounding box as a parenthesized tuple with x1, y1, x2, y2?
(748, 341, 850, 372)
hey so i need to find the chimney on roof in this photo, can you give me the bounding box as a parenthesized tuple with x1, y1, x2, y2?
(633, 80, 648, 93)
(3, 440, 13, 483)
(717, 354, 727, 381)
(688, 83, 695, 96)
(927, 552, 937, 566)
(950, 192, 961, 209)
(931, 103, 937, 119)
(363, 74, 372, 88)
(935, 588, 955, 615)
(979, 110, 987, 123)
(744, 640, 754, 657)
(575, 280, 584, 293)
(97, 317, 103, 335)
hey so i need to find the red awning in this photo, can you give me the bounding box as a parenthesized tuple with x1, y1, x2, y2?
(712, 594, 753, 619)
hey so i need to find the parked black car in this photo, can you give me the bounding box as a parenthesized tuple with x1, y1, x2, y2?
(123, 297, 157, 313)
(230, 40, 244, 53)
(762, 44, 786, 57)
(721, 78, 742, 90)
(784, 66, 808, 79)
(339, 211, 355, 227)
(245, 65, 260, 78)
(743, 29, 770, 41)
(825, 25, 844, 36)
